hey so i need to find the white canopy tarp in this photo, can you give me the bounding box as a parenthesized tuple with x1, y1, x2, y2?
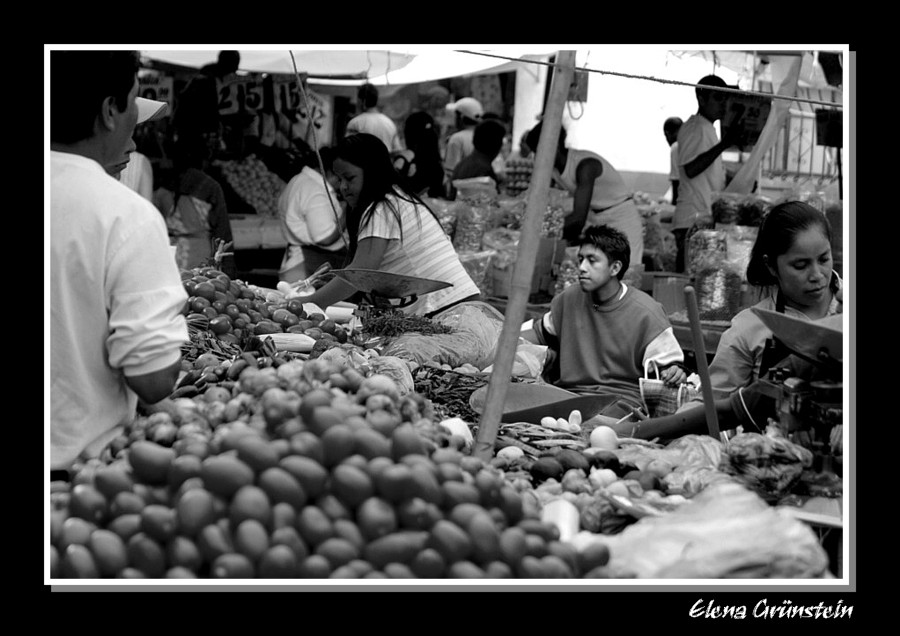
(139, 47, 558, 83)
(141, 49, 418, 78)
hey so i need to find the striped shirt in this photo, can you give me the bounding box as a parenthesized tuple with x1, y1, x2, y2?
(359, 193, 481, 315)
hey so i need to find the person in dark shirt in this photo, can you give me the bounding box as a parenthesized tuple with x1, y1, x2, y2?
(449, 118, 507, 199)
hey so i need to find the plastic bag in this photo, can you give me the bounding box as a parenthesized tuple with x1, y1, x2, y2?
(685, 227, 727, 276)
(457, 249, 496, 297)
(381, 301, 504, 370)
(571, 481, 830, 578)
(723, 224, 758, 282)
(452, 176, 498, 202)
(482, 339, 548, 379)
(422, 196, 458, 237)
(481, 227, 521, 269)
(452, 202, 494, 253)
(694, 259, 744, 321)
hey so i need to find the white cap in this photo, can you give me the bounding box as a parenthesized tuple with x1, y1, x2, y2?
(136, 97, 168, 123)
(446, 97, 483, 121)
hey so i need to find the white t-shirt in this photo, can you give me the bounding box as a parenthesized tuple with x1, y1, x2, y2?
(118, 151, 154, 201)
(278, 166, 346, 250)
(358, 193, 481, 315)
(673, 114, 725, 230)
(443, 128, 475, 177)
(51, 151, 188, 469)
(346, 111, 402, 152)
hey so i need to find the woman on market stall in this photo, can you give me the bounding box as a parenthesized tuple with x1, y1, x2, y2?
(277, 144, 349, 284)
(302, 132, 481, 317)
(701, 200, 843, 401)
(524, 122, 644, 270)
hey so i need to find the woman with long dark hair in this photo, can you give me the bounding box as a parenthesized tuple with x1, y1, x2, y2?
(303, 133, 481, 316)
(706, 200, 843, 398)
(393, 110, 446, 198)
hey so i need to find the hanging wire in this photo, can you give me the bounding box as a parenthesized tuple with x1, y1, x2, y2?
(289, 50, 343, 228)
(454, 50, 843, 110)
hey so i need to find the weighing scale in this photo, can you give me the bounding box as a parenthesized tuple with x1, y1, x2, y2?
(330, 268, 453, 322)
(751, 308, 843, 468)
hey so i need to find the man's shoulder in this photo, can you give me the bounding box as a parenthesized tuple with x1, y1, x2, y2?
(625, 285, 669, 316)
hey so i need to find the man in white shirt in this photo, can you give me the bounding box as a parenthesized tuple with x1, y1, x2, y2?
(50, 51, 188, 476)
(673, 75, 742, 272)
(345, 83, 401, 153)
(111, 98, 168, 199)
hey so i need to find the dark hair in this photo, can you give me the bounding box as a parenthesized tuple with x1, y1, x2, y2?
(663, 117, 683, 135)
(357, 83, 379, 109)
(473, 119, 507, 157)
(576, 224, 630, 279)
(696, 74, 729, 101)
(401, 111, 444, 197)
(524, 121, 566, 156)
(334, 132, 441, 254)
(217, 50, 241, 74)
(50, 50, 140, 145)
(746, 200, 833, 288)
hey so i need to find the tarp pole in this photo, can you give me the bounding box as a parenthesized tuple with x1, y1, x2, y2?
(473, 50, 578, 461)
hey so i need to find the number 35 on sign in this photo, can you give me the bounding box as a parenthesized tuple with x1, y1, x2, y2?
(217, 77, 264, 116)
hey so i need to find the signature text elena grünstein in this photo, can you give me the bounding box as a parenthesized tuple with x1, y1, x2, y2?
(690, 598, 853, 620)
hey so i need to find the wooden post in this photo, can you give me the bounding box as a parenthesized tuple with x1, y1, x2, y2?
(684, 285, 721, 440)
(473, 50, 578, 461)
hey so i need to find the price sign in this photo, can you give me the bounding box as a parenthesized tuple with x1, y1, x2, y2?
(275, 78, 302, 112)
(721, 93, 772, 151)
(217, 77, 265, 115)
(138, 75, 174, 113)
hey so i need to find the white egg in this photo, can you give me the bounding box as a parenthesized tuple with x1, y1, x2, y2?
(589, 426, 619, 450)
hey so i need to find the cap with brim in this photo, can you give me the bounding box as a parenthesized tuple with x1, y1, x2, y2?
(446, 97, 483, 121)
(136, 97, 168, 124)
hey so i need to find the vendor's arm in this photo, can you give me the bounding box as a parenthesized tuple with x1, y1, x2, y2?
(707, 318, 760, 399)
(643, 326, 687, 386)
(127, 359, 183, 405)
(609, 397, 740, 440)
(682, 125, 742, 179)
(564, 158, 603, 242)
(303, 236, 390, 308)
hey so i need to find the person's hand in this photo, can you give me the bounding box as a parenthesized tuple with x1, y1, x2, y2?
(660, 364, 687, 386)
